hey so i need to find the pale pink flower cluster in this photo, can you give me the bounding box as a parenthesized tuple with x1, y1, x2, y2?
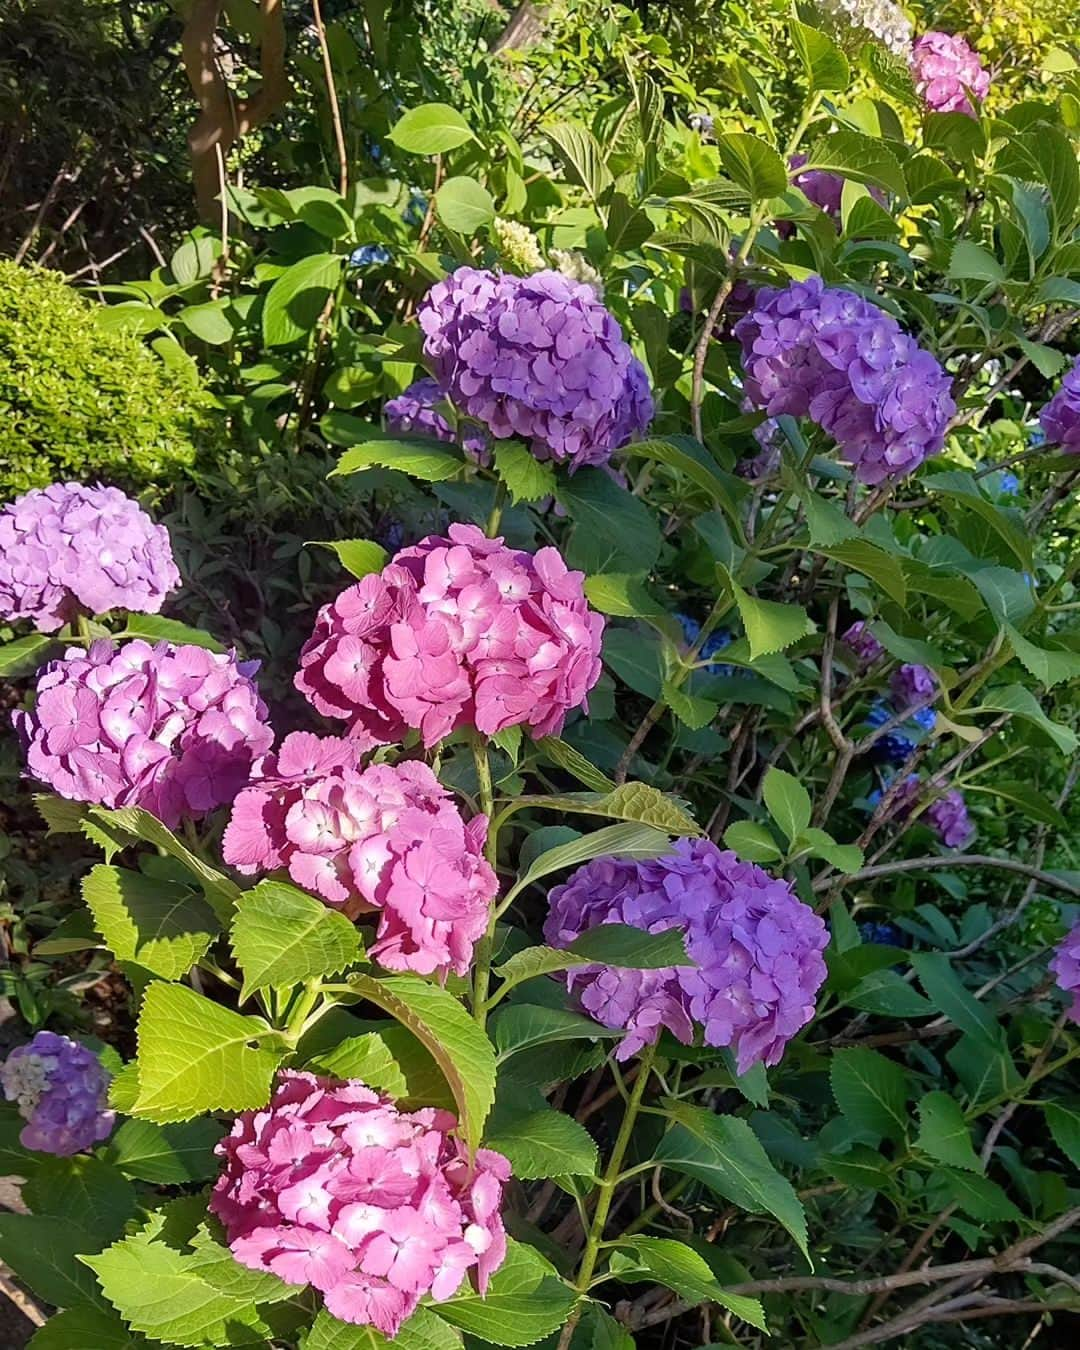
(210, 1072, 510, 1336)
(296, 523, 604, 747)
(14, 639, 273, 826)
(223, 733, 495, 976)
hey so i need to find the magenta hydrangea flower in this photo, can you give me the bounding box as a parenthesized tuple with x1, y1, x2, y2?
(296, 523, 604, 748)
(383, 377, 489, 463)
(14, 639, 273, 826)
(890, 662, 938, 710)
(1051, 921, 1080, 1022)
(223, 732, 496, 976)
(0, 483, 180, 634)
(544, 839, 829, 1074)
(1040, 355, 1080, 453)
(210, 1071, 510, 1336)
(925, 788, 974, 849)
(1, 1030, 114, 1155)
(912, 32, 990, 115)
(843, 620, 884, 666)
(735, 276, 955, 484)
(417, 267, 653, 470)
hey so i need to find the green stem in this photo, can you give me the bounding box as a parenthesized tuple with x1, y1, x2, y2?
(74, 612, 92, 643)
(470, 734, 499, 1026)
(486, 479, 508, 538)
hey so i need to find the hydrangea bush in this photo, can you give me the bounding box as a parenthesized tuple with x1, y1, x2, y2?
(3, 5, 1080, 1350)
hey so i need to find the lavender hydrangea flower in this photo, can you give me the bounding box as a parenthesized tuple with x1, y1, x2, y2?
(912, 32, 990, 115)
(735, 277, 955, 484)
(890, 663, 938, 711)
(843, 620, 884, 666)
(1040, 355, 1080, 453)
(1051, 921, 1080, 1022)
(925, 789, 974, 849)
(418, 267, 653, 470)
(0, 483, 180, 634)
(1, 1031, 114, 1155)
(544, 839, 829, 1073)
(14, 639, 274, 826)
(383, 378, 489, 463)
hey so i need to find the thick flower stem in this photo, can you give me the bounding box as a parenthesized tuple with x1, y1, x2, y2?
(486, 479, 508, 538)
(557, 1042, 658, 1350)
(470, 734, 499, 1026)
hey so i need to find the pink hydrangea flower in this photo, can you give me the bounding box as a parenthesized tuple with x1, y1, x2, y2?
(1051, 921, 1080, 1022)
(210, 1071, 510, 1336)
(296, 524, 604, 748)
(0, 482, 180, 633)
(912, 32, 990, 116)
(13, 639, 273, 826)
(223, 732, 496, 976)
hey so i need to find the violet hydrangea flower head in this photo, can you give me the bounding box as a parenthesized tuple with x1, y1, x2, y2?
(925, 787, 974, 849)
(0, 482, 180, 634)
(843, 620, 884, 666)
(912, 32, 990, 115)
(14, 639, 273, 827)
(296, 523, 604, 748)
(1040, 355, 1080, 454)
(417, 267, 653, 470)
(210, 1071, 510, 1335)
(544, 838, 829, 1074)
(1051, 921, 1080, 1022)
(223, 732, 496, 977)
(735, 276, 955, 484)
(890, 662, 938, 710)
(1, 1030, 114, 1155)
(383, 378, 489, 464)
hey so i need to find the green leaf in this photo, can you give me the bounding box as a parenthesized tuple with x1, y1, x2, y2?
(568, 922, 692, 969)
(436, 176, 496, 234)
(485, 1109, 599, 1178)
(617, 1236, 766, 1330)
(800, 489, 859, 546)
(493, 440, 557, 504)
(813, 540, 907, 606)
(1005, 625, 1080, 689)
(115, 616, 225, 652)
(437, 1239, 576, 1346)
(512, 783, 701, 836)
(305, 1305, 464, 1350)
(534, 736, 616, 792)
(662, 680, 719, 730)
(970, 569, 1035, 626)
(725, 573, 815, 658)
(916, 1091, 983, 1172)
(23, 1156, 135, 1243)
(389, 103, 475, 155)
(546, 123, 612, 202)
(28, 1306, 148, 1349)
(1043, 1100, 1080, 1169)
(304, 1032, 410, 1099)
(603, 627, 662, 697)
(308, 538, 389, 580)
(790, 21, 849, 91)
(922, 470, 1033, 570)
(230, 879, 361, 1000)
(941, 1170, 1022, 1221)
(762, 767, 811, 842)
(557, 468, 663, 574)
(0, 1214, 104, 1309)
(325, 420, 465, 481)
(0, 633, 56, 677)
(504, 823, 672, 907)
(714, 133, 787, 200)
(132, 982, 280, 1123)
(104, 1118, 225, 1184)
(655, 1107, 808, 1259)
(969, 779, 1067, 830)
(798, 827, 863, 872)
(492, 1005, 618, 1059)
(262, 252, 343, 346)
(804, 128, 907, 198)
(723, 820, 783, 862)
(830, 1047, 909, 1143)
(844, 968, 933, 1017)
(947, 240, 1006, 283)
(868, 621, 945, 668)
(974, 683, 1078, 755)
(622, 438, 744, 531)
(178, 300, 233, 345)
(911, 953, 999, 1043)
(82, 864, 220, 982)
(587, 574, 665, 619)
(348, 973, 496, 1153)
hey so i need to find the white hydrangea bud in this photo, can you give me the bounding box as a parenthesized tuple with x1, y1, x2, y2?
(492, 217, 545, 274)
(817, 0, 913, 61)
(550, 248, 605, 300)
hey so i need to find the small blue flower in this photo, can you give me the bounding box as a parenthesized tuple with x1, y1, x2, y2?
(858, 920, 908, 948)
(999, 471, 1020, 495)
(879, 732, 916, 764)
(350, 243, 392, 268)
(865, 699, 891, 729)
(403, 191, 427, 227)
(911, 706, 937, 732)
(865, 787, 883, 810)
(701, 628, 733, 662)
(676, 613, 701, 646)
(1029, 425, 1047, 448)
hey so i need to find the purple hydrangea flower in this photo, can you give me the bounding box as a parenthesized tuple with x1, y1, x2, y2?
(781, 156, 888, 238)
(1040, 356, 1080, 454)
(735, 277, 955, 484)
(384, 377, 489, 463)
(0, 483, 180, 634)
(13, 639, 274, 827)
(1, 1031, 114, 1155)
(925, 788, 974, 849)
(890, 663, 938, 711)
(543, 839, 829, 1074)
(843, 620, 884, 666)
(418, 268, 653, 470)
(1051, 921, 1080, 1022)
(912, 32, 990, 115)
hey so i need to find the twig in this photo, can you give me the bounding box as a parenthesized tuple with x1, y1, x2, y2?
(312, 0, 348, 195)
(0, 1269, 46, 1328)
(813, 852, 1080, 898)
